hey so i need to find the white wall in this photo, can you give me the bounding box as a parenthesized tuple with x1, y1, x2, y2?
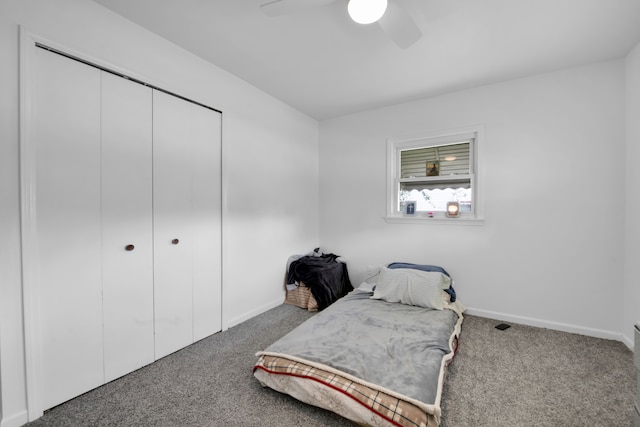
(624, 41, 640, 346)
(0, 1, 319, 425)
(319, 61, 626, 339)
(1, 1, 635, 425)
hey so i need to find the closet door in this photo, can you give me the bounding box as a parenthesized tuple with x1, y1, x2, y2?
(152, 91, 222, 358)
(191, 103, 222, 341)
(101, 72, 154, 382)
(27, 45, 221, 415)
(153, 91, 196, 358)
(33, 47, 104, 410)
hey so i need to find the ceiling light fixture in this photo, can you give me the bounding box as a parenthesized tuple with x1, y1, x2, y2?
(347, 0, 388, 25)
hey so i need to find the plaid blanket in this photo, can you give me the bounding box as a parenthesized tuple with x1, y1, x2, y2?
(254, 354, 438, 427)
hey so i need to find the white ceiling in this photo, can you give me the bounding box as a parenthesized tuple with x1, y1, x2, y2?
(93, 0, 640, 120)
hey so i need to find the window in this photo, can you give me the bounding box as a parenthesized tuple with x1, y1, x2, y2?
(386, 127, 482, 222)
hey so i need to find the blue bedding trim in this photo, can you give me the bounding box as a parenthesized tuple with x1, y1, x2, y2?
(387, 262, 456, 302)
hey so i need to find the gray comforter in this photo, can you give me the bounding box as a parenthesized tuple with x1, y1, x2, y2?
(261, 289, 460, 406)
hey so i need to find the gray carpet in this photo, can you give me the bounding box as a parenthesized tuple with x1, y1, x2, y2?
(27, 304, 636, 427)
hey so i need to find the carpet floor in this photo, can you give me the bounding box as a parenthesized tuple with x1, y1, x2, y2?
(26, 304, 636, 427)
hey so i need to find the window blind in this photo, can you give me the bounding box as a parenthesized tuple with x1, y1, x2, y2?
(400, 141, 470, 178)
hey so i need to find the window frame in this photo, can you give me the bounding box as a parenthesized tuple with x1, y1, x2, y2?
(385, 126, 484, 224)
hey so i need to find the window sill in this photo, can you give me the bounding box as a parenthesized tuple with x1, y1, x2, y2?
(384, 215, 485, 225)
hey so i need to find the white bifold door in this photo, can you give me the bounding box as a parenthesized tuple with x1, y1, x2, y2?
(32, 46, 106, 411)
(101, 71, 155, 383)
(153, 91, 223, 358)
(26, 46, 221, 415)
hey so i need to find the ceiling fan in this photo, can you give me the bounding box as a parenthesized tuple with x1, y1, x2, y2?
(259, 0, 422, 49)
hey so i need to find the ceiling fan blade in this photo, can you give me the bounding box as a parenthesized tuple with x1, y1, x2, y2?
(260, 0, 337, 17)
(378, 1, 422, 49)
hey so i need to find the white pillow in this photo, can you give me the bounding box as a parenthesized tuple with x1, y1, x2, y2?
(370, 266, 451, 310)
(357, 281, 376, 292)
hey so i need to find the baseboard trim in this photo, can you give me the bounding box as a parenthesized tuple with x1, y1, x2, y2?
(620, 333, 633, 351)
(465, 307, 626, 345)
(1, 410, 29, 427)
(223, 295, 284, 330)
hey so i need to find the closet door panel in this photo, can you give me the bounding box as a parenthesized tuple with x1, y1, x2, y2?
(153, 90, 194, 359)
(101, 73, 154, 381)
(191, 105, 222, 341)
(33, 48, 104, 409)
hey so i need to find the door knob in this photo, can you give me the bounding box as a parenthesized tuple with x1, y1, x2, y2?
(125, 244, 135, 251)
(172, 238, 179, 245)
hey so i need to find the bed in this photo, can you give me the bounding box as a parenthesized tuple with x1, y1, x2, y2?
(254, 264, 464, 427)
